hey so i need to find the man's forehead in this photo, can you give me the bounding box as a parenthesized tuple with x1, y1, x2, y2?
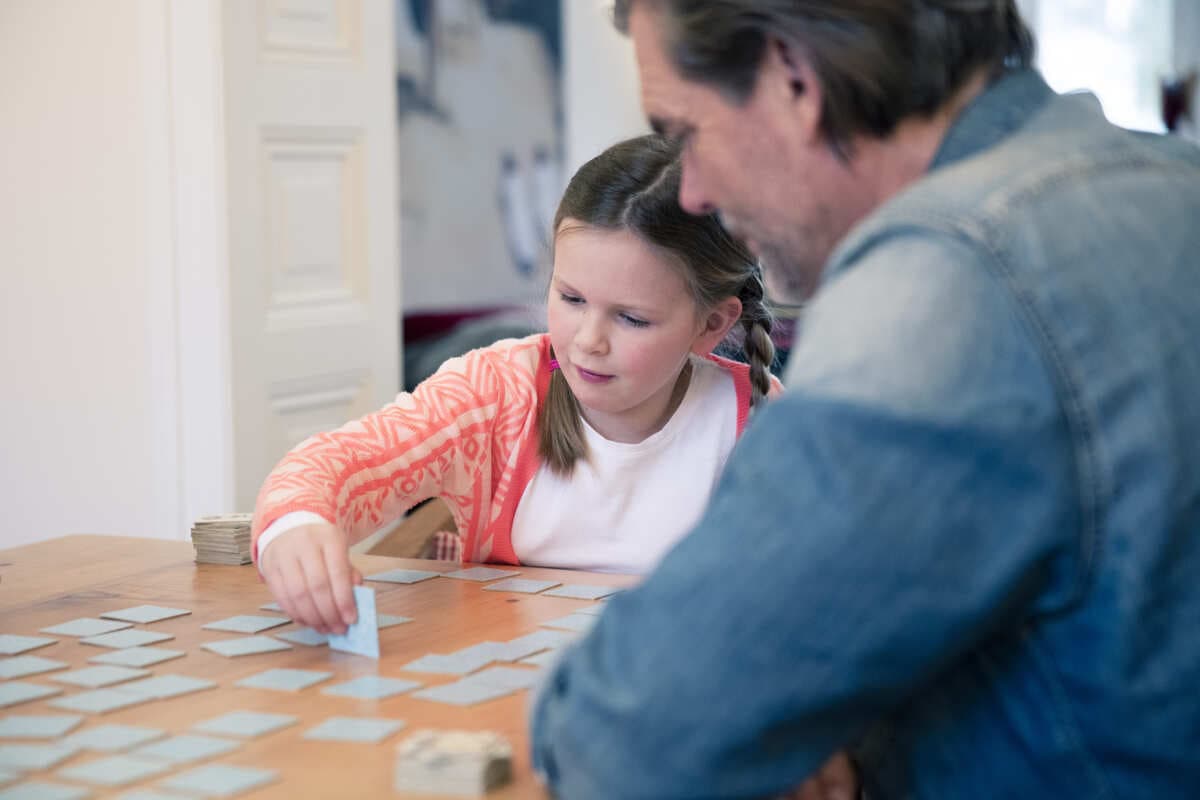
(629, 4, 690, 131)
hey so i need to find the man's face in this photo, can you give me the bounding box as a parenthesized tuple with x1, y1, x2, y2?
(629, 4, 854, 303)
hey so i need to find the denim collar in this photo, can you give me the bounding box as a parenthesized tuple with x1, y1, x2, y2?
(931, 68, 1054, 171)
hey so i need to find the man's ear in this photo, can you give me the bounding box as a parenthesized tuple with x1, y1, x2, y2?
(692, 296, 743, 355)
(762, 36, 823, 145)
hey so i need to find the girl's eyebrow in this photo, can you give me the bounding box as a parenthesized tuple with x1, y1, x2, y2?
(552, 276, 662, 317)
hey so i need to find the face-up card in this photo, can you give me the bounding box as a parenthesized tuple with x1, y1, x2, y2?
(57, 754, 169, 787)
(0, 715, 84, 740)
(51, 666, 149, 689)
(234, 668, 332, 692)
(0, 742, 80, 771)
(48, 689, 146, 715)
(0, 779, 90, 799)
(410, 680, 516, 707)
(539, 613, 597, 633)
(191, 711, 296, 739)
(130, 735, 238, 765)
(79, 630, 173, 650)
(116, 675, 216, 700)
(160, 764, 278, 797)
(0, 682, 61, 709)
(99, 606, 190, 625)
(39, 618, 132, 638)
(442, 566, 520, 582)
(0, 656, 69, 681)
(542, 584, 620, 601)
(200, 637, 291, 658)
(320, 676, 422, 700)
(328, 586, 379, 659)
(200, 616, 289, 635)
(273, 627, 328, 647)
(302, 717, 405, 744)
(0, 635, 57, 657)
(62, 725, 167, 753)
(87, 647, 185, 668)
(364, 568, 442, 584)
(481, 578, 561, 594)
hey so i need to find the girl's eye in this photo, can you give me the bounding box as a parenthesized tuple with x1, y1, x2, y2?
(620, 313, 650, 328)
(559, 292, 583, 305)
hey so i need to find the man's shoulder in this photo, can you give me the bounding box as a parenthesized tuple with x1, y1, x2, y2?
(825, 89, 1200, 292)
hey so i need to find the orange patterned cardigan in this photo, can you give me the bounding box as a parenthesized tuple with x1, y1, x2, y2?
(252, 333, 762, 565)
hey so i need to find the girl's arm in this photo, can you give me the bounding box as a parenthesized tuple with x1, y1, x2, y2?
(252, 351, 508, 558)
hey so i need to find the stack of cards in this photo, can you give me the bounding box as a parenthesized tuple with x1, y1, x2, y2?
(190, 513, 253, 565)
(393, 730, 512, 796)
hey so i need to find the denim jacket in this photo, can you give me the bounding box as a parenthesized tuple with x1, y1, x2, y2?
(530, 70, 1200, 799)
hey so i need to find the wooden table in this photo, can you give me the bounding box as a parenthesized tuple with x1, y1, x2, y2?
(0, 535, 636, 798)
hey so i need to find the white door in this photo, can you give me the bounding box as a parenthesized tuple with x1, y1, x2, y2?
(221, 0, 401, 510)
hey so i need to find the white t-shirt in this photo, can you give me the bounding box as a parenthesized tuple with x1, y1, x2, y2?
(511, 355, 738, 574)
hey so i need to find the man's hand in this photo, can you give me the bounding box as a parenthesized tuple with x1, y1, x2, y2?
(780, 750, 858, 800)
(260, 522, 362, 634)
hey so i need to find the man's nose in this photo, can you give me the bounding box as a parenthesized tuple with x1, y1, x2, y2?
(678, 159, 716, 215)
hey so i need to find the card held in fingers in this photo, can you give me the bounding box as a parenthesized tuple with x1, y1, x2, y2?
(328, 586, 379, 659)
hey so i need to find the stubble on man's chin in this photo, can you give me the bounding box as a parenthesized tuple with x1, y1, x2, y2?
(759, 249, 819, 307)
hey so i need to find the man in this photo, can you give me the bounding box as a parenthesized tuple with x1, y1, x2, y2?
(530, 1, 1200, 798)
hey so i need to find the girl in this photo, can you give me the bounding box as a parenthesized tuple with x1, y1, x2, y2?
(253, 134, 780, 633)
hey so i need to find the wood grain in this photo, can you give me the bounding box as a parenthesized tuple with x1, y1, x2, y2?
(0, 535, 635, 798)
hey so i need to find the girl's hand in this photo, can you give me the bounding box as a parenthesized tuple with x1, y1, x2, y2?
(779, 750, 858, 800)
(260, 522, 363, 634)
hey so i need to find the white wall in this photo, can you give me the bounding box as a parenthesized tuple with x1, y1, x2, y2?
(562, 0, 648, 178)
(0, 0, 187, 547)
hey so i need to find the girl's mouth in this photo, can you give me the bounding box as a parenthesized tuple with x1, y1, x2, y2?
(576, 366, 614, 384)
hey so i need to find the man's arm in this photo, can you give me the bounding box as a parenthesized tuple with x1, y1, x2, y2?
(530, 234, 1083, 798)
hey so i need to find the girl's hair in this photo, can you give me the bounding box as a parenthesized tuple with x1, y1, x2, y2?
(539, 133, 774, 475)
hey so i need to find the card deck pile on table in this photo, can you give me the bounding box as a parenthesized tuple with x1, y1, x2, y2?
(393, 729, 513, 796)
(190, 513, 253, 565)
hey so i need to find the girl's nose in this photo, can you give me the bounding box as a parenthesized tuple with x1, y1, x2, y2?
(575, 315, 608, 355)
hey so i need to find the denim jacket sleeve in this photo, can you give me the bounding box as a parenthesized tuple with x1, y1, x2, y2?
(529, 231, 1082, 798)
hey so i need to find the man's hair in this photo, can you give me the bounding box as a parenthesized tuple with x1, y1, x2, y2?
(614, 1, 1034, 154)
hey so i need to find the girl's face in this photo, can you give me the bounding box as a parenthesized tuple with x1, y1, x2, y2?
(548, 221, 736, 443)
